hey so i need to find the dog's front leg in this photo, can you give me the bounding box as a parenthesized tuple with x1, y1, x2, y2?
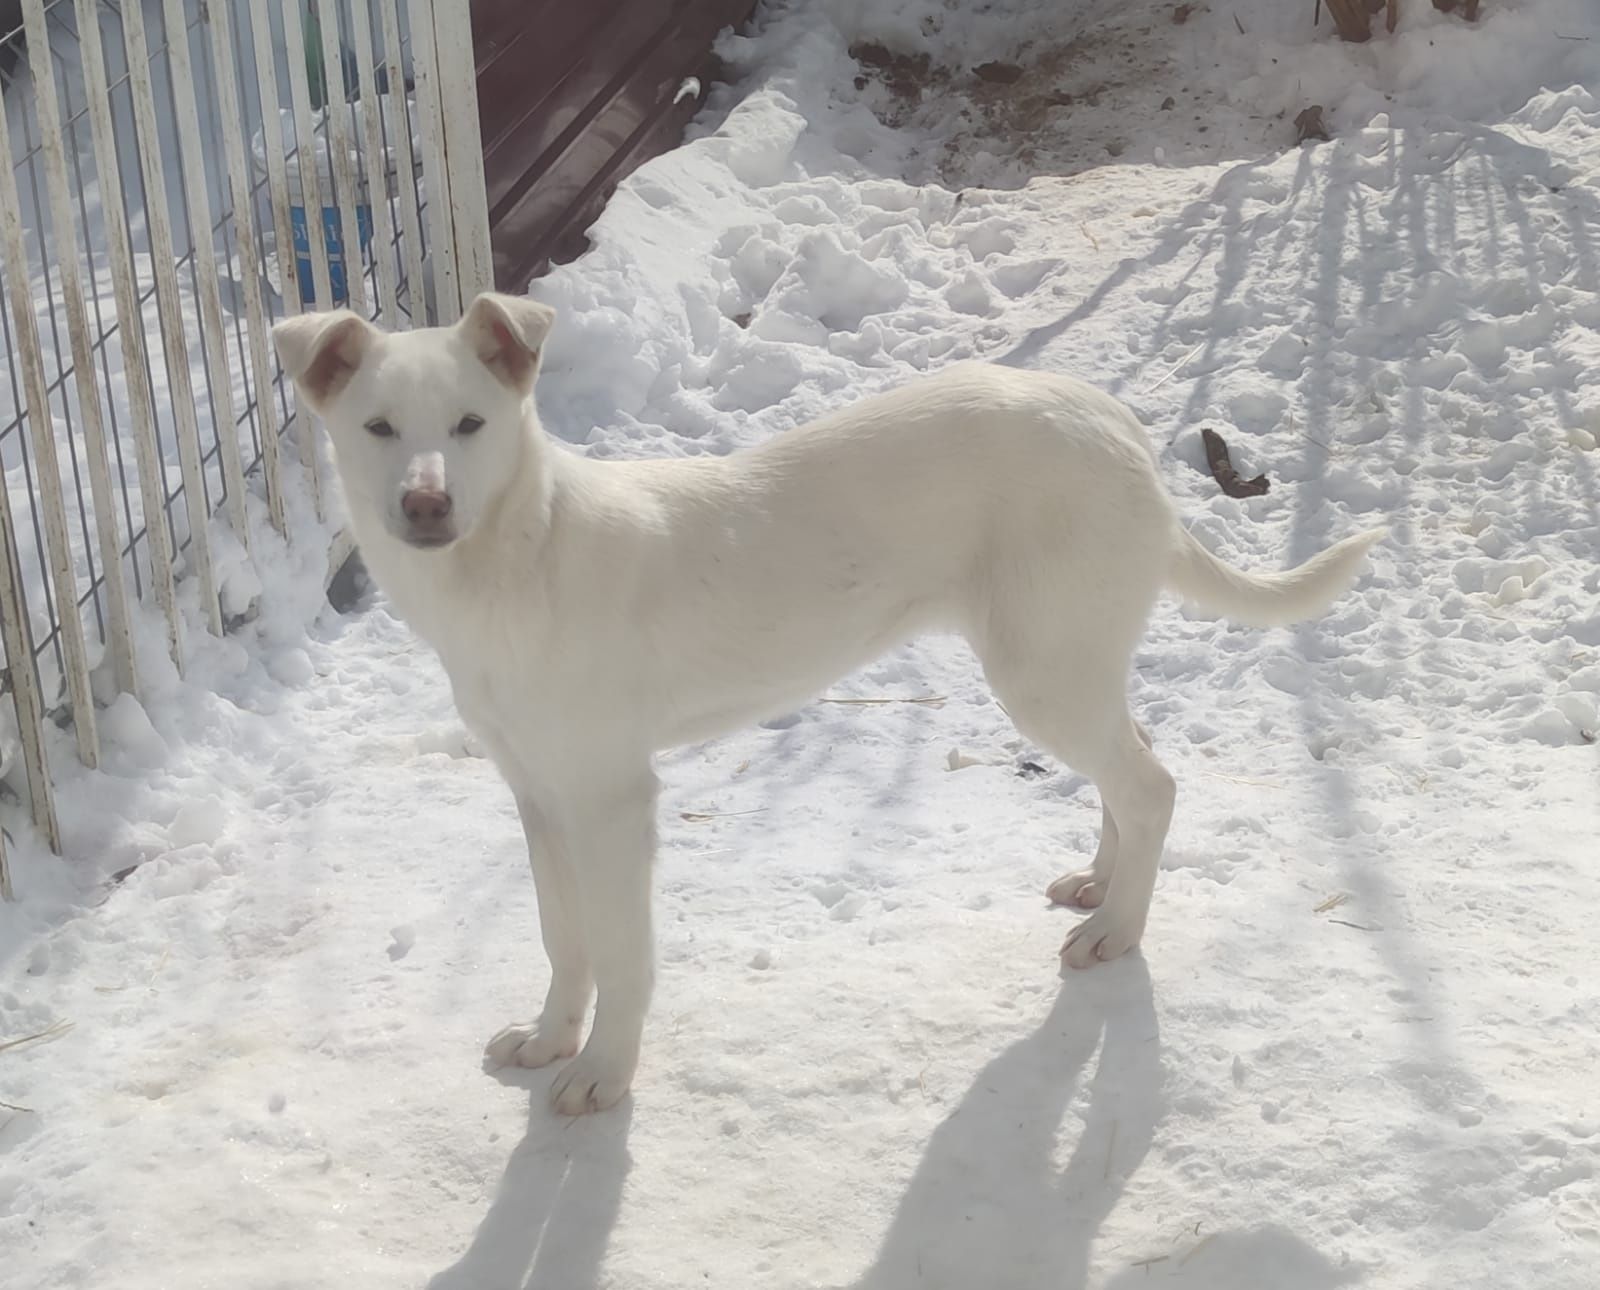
(483, 793, 594, 1071)
(547, 768, 658, 1115)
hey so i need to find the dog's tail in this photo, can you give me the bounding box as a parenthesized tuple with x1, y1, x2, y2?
(1165, 525, 1386, 628)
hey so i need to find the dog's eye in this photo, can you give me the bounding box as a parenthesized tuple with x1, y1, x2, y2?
(365, 418, 396, 439)
(455, 414, 485, 437)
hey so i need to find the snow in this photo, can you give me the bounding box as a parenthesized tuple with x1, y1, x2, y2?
(4, 1, 1600, 1287)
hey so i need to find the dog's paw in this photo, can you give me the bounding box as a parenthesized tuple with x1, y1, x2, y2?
(1060, 909, 1142, 969)
(483, 1020, 580, 1071)
(1047, 869, 1106, 909)
(549, 1044, 636, 1115)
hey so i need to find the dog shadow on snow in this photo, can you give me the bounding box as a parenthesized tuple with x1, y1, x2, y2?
(848, 958, 1351, 1290)
(842, 959, 1161, 1290)
(426, 1079, 633, 1290)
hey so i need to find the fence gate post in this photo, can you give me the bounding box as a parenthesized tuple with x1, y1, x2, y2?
(427, 0, 494, 304)
(408, 0, 460, 321)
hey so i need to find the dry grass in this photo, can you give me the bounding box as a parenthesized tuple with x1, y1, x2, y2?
(680, 808, 767, 823)
(819, 694, 947, 708)
(0, 1018, 73, 1056)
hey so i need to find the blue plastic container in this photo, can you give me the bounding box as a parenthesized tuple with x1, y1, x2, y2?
(290, 202, 373, 306)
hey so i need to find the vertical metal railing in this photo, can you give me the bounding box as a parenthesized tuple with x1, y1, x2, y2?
(0, 0, 491, 885)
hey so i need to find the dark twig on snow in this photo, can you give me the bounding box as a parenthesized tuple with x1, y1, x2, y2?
(1295, 105, 1331, 143)
(1200, 429, 1271, 499)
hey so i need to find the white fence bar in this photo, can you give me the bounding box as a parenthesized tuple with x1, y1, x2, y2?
(282, 0, 340, 519)
(0, 71, 100, 770)
(161, 0, 253, 554)
(19, 0, 138, 701)
(246, 0, 323, 522)
(380, 0, 429, 323)
(0, 70, 64, 851)
(206, 0, 287, 536)
(72, 0, 184, 672)
(349, 0, 402, 327)
(0, 472, 59, 851)
(430, 0, 494, 302)
(243, 0, 300, 316)
(408, 0, 460, 321)
(315, 0, 369, 318)
(281, 1, 336, 309)
(121, 0, 224, 638)
(0, 98, 65, 850)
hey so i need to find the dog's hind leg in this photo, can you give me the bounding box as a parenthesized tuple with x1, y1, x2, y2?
(1047, 803, 1119, 911)
(1016, 700, 1173, 968)
(1044, 721, 1154, 911)
(982, 601, 1173, 968)
(1055, 717, 1172, 967)
(484, 793, 594, 1071)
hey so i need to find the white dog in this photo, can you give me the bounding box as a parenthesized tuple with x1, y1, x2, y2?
(274, 293, 1382, 1114)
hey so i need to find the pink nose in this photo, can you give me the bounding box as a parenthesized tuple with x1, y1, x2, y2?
(401, 488, 452, 525)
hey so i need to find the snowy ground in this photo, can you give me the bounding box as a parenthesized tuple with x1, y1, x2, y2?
(4, 1, 1600, 1286)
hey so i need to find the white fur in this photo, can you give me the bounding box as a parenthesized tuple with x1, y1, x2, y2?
(274, 294, 1384, 1115)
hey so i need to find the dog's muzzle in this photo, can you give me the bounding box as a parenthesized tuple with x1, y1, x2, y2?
(399, 453, 455, 548)
(399, 487, 454, 547)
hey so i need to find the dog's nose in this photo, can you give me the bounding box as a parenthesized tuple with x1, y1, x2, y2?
(401, 488, 452, 525)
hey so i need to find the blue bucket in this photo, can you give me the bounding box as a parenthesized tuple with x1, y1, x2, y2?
(290, 202, 373, 306)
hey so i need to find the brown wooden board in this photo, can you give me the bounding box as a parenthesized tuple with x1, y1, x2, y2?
(472, 0, 757, 291)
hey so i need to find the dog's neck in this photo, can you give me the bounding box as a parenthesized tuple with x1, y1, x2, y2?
(466, 407, 556, 556)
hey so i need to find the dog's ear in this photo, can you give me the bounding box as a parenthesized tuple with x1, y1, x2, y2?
(459, 293, 555, 395)
(272, 310, 377, 412)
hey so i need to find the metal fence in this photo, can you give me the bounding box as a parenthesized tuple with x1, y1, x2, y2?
(0, 0, 491, 894)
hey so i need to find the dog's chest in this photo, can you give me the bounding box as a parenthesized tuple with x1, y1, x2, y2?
(427, 604, 591, 757)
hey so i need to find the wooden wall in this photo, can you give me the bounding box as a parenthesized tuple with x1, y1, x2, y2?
(472, 0, 757, 291)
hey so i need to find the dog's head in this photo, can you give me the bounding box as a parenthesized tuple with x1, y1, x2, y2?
(272, 292, 554, 552)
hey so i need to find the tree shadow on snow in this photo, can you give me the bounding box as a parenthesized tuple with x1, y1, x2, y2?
(426, 1077, 633, 1290)
(848, 956, 1164, 1290)
(1002, 112, 1600, 1133)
